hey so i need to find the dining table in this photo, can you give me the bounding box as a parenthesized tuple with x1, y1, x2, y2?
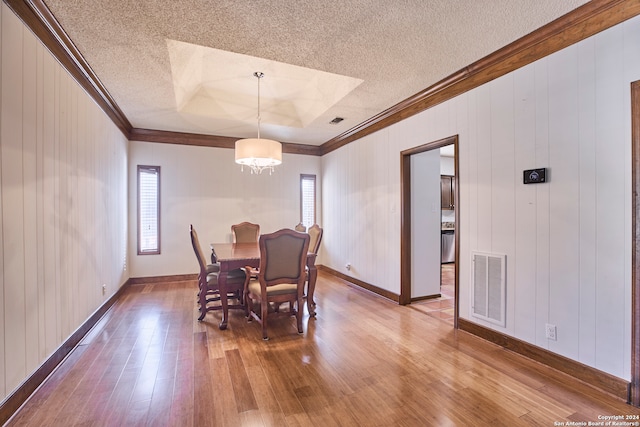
(210, 242, 318, 330)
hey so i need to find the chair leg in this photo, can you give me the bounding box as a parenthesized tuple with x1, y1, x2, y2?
(197, 277, 207, 321)
(261, 302, 268, 340)
(243, 290, 249, 318)
(296, 297, 303, 334)
(246, 296, 254, 322)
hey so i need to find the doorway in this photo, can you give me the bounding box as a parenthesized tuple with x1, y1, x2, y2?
(630, 80, 640, 405)
(400, 135, 459, 327)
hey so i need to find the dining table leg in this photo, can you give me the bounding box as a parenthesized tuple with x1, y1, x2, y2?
(218, 271, 229, 330)
(307, 264, 318, 317)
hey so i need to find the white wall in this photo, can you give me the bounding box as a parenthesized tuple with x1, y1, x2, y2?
(440, 154, 456, 223)
(2, 0, 636, 404)
(0, 3, 129, 401)
(321, 15, 640, 380)
(128, 141, 322, 278)
(322, 130, 401, 287)
(440, 155, 455, 175)
(410, 149, 441, 298)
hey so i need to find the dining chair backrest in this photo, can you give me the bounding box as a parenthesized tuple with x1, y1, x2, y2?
(232, 221, 260, 243)
(259, 228, 310, 285)
(245, 228, 311, 339)
(190, 224, 207, 273)
(307, 224, 323, 254)
(294, 223, 306, 232)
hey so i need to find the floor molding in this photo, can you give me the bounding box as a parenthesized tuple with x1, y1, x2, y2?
(128, 273, 197, 285)
(410, 294, 441, 303)
(309, 267, 631, 402)
(319, 265, 400, 303)
(1, 272, 632, 424)
(0, 278, 133, 426)
(458, 318, 630, 402)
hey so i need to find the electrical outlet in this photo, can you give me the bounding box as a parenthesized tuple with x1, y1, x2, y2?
(345, 263, 351, 271)
(102, 284, 107, 296)
(545, 323, 557, 341)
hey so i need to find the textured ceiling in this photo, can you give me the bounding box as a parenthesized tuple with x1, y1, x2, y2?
(43, 0, 589, 146)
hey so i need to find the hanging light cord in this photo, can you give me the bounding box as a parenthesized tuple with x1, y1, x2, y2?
(235, 70, 281, 175)
(254, 71, 264, 140)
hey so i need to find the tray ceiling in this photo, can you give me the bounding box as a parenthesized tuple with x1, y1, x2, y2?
(42, 0, 589, 146)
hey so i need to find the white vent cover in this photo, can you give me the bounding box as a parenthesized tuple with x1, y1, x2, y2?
(471, 252, 506, 326)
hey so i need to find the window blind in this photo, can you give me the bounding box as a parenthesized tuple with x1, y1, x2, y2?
(138, 165, 160, 254)
(301, 174, 316, 228)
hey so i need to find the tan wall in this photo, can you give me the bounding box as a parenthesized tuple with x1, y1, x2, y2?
(127, 140, 322, 278)
(0, 4, 129, 400)
(321, 14, 640, 380)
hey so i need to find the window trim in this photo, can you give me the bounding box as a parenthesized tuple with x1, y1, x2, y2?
(300, 174, 316, 228)
(137, 165, 161, 255)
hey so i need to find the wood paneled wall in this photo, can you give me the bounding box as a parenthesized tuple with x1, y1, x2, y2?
(127, 141, 322, 279)
(0, 3, 128, 401)
(321, 14, 640, 380)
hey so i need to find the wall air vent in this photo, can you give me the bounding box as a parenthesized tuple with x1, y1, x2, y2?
(329, 117, 344, 124)
(471, 252, 506, 327)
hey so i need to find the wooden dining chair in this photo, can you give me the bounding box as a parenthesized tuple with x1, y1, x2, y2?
(294, 223, 306, 232)
(232, 221, 260, 243)
(303, 224, 323, 303)
(190, 224, 246, 321)
(243, 228, 310, 340)
(307, 224, 323, 255)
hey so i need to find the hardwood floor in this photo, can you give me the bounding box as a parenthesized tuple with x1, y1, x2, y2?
(6, 271, 639, 426)
(411, 263, 455, 324)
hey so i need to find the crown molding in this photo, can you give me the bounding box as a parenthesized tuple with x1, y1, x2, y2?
(320, 0, 640, 155)
(4, 0, 133, 137)
(130, 128, 238, 149)
(5, 0, 640, 154)
(4, 0, 323, 152)
(130, 128, 322, 156)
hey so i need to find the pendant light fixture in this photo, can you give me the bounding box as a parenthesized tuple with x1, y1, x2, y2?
(235, 72, 282, 174)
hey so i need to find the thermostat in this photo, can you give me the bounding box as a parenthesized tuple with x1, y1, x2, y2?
(523, 168, 546, 184)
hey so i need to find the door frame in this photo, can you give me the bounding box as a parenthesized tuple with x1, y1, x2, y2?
(395, 81, 640, 402)
(631, 80, 640, 405)
(400, 135, 459, 326)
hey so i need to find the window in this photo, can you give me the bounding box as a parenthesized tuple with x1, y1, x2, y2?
(300, 174, 316, 228)
(137, 165, 160, 255)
